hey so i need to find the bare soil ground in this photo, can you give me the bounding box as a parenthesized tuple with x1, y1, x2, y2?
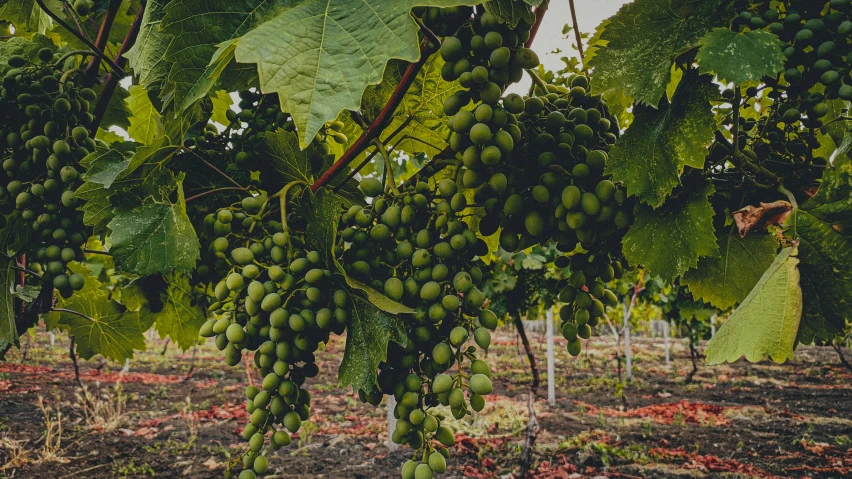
(1, 328, 850, 479)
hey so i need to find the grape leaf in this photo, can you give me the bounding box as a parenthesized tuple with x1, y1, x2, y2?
(786, 161, 852, 343)
(588, 0, 736, 105)
(0, 256, 16, 347)
(160, 1, 262, 111)
(622, 179, 719, 282)
(696, 28, 785, 85)
(127, 84, 164, 145)
(606, 72, 717, 207)
(483, 0, 535, 27)
(302, 188, 342, 268)
(0, 0, 54, 35)
(96, 83, 132, 130)
(252, 130, 322, 188)
(107, 182, 200, 277)
(146, 272, 206, 350)
(125, 0, 172, 92)
(81, 147, 132, 189)
(683, 226, 779, 310)
(338, 292, 407, 393)
(47, 263, 145, 362)
(234, 0, 479, 148)
(210, 90, 235, 126)
(340, 55, 463, 166)
(705, 246, 802, 364)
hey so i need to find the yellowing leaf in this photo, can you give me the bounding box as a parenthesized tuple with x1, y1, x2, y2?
(705, 246, 802, 365)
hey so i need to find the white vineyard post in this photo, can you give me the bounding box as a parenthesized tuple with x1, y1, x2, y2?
(122, 358, 130, 372)
(387, 395, 398, 452)
(49, 329, 56, 347)
(710, 314, 716, 337)
(546, 308, 556, 406)
(623, 299, 633, 381)
(663, 320, 670, 368)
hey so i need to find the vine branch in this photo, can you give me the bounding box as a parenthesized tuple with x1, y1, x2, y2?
(85, 0, 123, 78)
(311, 34, 439, 192)
(90, 2, 144, 131)
(35, 0, 125, 77)
(567, 0, 586, 69)
(524, 1, 549, 48)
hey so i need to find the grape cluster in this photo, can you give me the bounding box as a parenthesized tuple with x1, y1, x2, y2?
(198, 193, 351, 479)
(483, 77, 628, 253)
(554, 252, 623, 356)
(416, 6, 474, 37)
(338, 177, 498, 478)
(715, 1, 849, 192)
(0, 49, 95, 297)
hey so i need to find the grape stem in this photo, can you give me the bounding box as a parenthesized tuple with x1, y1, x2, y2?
(372, 138, 399, 195)
(310, 33, 439, 193)
(186, 187, 249, 203)
(34, 0, 126, 77)
(9, 265, 41, 278)
(271, 180, 309, 250)
(85, 0, 124, 78)
(52, 50, 98, 68)
(181, 147, 246, 189)
(526, 69, 549, 96)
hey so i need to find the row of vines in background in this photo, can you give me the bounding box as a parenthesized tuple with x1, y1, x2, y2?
(0, 0, 849, 478)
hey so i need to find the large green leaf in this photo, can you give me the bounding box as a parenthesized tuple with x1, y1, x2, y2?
(81, 147, 133, 189)
(696, 28, 785, 85)
(606, 73, 717, 207)
(146, 272, 206, 350)
(787, 161, 852, 343)
(705, 246, 802, 364)
(683, 226, 779, 310)
(125, 0, 172, 92)
(160, 0, 263, 111)
(339, 293, 407, 393)
(233, 0, 479, 148)
(622, 179, 719, 282)
(107, 182, 200, 276)
(252, 130, 325, 188)
(0, 256, 16, 347)
(588, 0, 735, 105)
(97, 83, 132, 130)
(47, 263, 145, 362)
(302, 188, 342, 267)
(127, 84, 164, 145)
(0, 0, 54, 35)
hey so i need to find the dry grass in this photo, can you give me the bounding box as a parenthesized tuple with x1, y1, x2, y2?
(0, 433, 33, 471)
(71, 383, 127, 432)
(35, 395, 67, 464)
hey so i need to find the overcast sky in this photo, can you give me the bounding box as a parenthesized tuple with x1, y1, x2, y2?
(509, 1, 629, 94)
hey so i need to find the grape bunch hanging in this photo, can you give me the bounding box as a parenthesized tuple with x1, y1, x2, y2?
(0, 49, 96, 298)
(198, 192, 351, 479)
(338, 177, 498, 479)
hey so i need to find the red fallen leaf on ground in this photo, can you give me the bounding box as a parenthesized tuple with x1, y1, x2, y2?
(574, 400, 731, 426)
(650, 447, 787, 479)
(0, 379, 41, 393)
(528, 455, 579, 479)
